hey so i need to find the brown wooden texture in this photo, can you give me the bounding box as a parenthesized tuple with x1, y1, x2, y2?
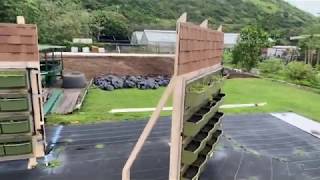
(177, 22, 224, 75)
(0, 23, 39, 62)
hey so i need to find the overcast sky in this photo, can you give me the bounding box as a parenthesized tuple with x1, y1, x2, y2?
(284, 0, 320, 16)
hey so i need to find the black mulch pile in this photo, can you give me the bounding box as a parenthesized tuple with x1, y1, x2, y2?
(94, 75, 171, 91)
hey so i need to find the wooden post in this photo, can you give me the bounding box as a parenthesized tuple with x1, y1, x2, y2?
(122, 77, 176, 180)
(174, 13, 187, 76)
(317, 48, 320, 65)
(16, 16, 25, 24)
(200, 19, 208, 28)
(169, 76, 185, 180)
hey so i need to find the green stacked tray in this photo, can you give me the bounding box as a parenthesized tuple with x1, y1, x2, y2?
(0, 69, 34, 159)
(185, 74, 224, 115)
(0, 115, 31, 134)
(4, 141, 33, 156)
(0, 96, 29, 112)
(181, 130, 223, 180)
(0, 71, 27, 89)
(182, 112, 224, 165)
(0, 145, 4, 156)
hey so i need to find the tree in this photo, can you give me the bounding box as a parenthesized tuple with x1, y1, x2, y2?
(232, 25, 270, 71)
(299, 23, 320, 65)
(34, 0, 90, 44)
(90, 10, 130, 40)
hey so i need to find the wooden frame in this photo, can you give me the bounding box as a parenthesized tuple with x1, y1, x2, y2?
(0, 18, 45, 169)
(122, 13, 224, 180)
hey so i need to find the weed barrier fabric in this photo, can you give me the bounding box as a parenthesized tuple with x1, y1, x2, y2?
(0, 114, 319, 180)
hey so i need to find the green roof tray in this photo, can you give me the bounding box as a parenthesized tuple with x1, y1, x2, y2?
(0, 145, 4, 156)
(0, 71, 27, 89)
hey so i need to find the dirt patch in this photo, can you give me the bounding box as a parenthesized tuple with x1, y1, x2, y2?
(63, 55, 174, 79)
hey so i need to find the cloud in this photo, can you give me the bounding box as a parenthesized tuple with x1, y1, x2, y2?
(284, 0, 320, 16)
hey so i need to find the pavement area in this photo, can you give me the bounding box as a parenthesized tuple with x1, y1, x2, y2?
(0, 113, 320, 180)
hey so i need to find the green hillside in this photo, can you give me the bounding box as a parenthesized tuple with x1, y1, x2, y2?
(0, 0, 316, 44)
(82, 0, 314, 30)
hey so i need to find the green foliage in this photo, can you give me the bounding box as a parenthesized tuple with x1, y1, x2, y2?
(0, 0, 26, 22)
(34, 0, 90, 44)
(299, 23, 320, 50)
(258, 58, 284, 76)
(223, 51, 233, 67)
(224, 78, 320, 122)
(232, 26, 270, 71)
(0, 0, 316, 44)
(284, 62, 317, 86)
(90, 10, 130, 40)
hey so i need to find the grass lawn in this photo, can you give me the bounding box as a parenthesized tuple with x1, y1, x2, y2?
(47, 78, 320, 124)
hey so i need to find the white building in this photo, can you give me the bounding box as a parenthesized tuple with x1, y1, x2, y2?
(130, 30, 241, 53)
(131, 31, 144, 45)
(224, 33, 240, 49)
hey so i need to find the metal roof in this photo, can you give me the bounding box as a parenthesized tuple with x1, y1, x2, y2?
(142, 30, 177, 43)
(224, 33, 240, 48)
(39, 44, 66, 51)
(290, 34, 320, 40)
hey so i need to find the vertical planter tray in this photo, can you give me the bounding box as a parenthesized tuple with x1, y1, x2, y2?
(0, 97, 29, 112)
(182, 155, 208, 180)
(182, 130, 224, 180)
(184, 94, 225, 137)
(4, 141, 32, 156)
(213, 93, 226, 104)
(0, 71, 26, 89)
(0, 145, 4, 156)
(200, 129, 223, 156)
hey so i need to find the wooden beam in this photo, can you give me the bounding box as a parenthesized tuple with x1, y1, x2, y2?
(217, 25, 223, 32)
(16, 16, 25, 24)
(169, 76, 185, 180)
(174, 13, 187, 76)
(200, 19, 208, 28)
(122, 77, 176, 180)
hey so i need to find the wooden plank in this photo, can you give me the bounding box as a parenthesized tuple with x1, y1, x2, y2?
(16, 16, 26, 25)
(0, 25, 37, 36)
(122, 77, 176, 180)
(0, 53, 38, 61)
(174, 13, 187, 76)
(169, 76, 185, 180)
(0, 44, 37, 53)
(0, 35, 36, 45)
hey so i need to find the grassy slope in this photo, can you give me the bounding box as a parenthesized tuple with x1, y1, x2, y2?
(82, 0, 315, 38)
(47, 78, 320, 124)
(47, 87, 170, 124)
(223, 79, 320, 121)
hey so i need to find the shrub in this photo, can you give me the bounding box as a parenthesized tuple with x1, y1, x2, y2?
(285, 62, 317, 86)
(258, 58, 284, 75)
(223, 51, 233, 66)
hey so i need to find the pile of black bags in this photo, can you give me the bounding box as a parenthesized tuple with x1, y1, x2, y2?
(94, 75, 171, 91)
